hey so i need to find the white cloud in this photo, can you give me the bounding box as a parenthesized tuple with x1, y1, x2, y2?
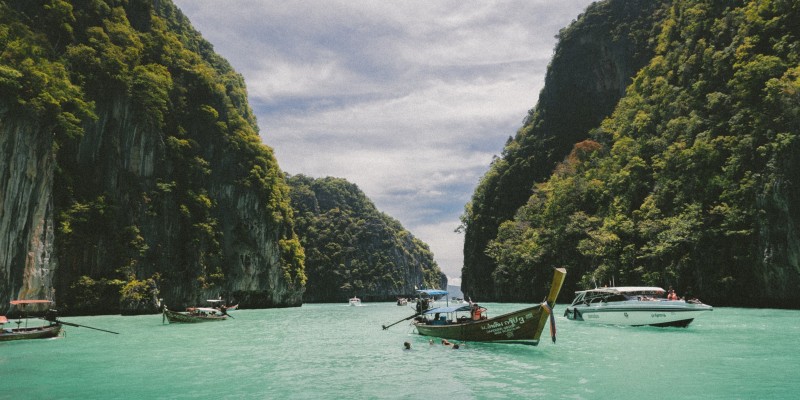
(409, 220, 466, 283)
(173, 0, 595, 278)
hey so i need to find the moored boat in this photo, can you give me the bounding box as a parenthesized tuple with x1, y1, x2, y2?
(162, 306, 228, 323)
(1, 300, 117, 340)
(348, 297, 361, 306)
(0, 321, 62, 341)
(564, 286, 713, 327)
(1, 300, 63, 342)
(410, 267, 566, 345)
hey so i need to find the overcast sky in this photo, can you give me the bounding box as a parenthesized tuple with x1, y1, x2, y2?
(172, 0, 595, 285)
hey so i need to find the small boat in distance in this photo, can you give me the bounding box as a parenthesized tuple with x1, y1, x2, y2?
(348, 297, 362, 306)
(396, 298, 408, 306)
(1, 300, 61, 342)
(162, 304, 229, 324)
(407, 268, 566, 345)
(564, 287, 713, 327)
(206, 299, 238, 313)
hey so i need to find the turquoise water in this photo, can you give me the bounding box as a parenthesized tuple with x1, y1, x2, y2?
(2, 303, 798, 399)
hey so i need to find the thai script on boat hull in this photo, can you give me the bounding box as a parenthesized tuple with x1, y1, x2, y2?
(480, 312, 534, 337)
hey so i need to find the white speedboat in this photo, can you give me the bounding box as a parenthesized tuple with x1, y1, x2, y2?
(564, 287, 712, 327)
(348, 297, 361, 306)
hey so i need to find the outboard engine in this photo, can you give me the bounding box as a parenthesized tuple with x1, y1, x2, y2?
(45, 309, 59, 323)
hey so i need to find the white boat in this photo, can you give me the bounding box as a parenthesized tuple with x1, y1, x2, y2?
(348, 297, 361, 306)
(564, 286, 712, 327)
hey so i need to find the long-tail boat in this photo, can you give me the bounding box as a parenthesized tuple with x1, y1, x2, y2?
(162, 304, 229, 323)
(1, 300, 62, 342)
(1, 300, 119, 341)
(407, 267, 566, 345)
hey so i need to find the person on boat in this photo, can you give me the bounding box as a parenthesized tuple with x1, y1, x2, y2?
(668, 287, 678, 300)
(471, 303, 483, 320)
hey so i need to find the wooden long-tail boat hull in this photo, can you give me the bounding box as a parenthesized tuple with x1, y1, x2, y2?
(414, 305, 550, 344)
(162, 309, 227, 323)
(0, 324, 62, 342)
(413, 267, 566, 345)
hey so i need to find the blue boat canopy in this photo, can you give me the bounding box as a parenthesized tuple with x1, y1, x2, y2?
(416, 289, 448, 296)
(422, 305, 471, 315)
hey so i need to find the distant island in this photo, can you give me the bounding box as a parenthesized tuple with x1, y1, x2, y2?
(287, 174, 446, 303)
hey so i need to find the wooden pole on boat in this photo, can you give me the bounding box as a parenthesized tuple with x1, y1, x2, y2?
(545, 267, 567, 307)
(382, 313, 420, 330)
(41, 310, 120, 334)
(47, 318, 120, 334)
(533, 267, 567, 344)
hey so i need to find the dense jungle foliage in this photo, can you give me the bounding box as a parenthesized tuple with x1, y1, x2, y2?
(461, 0, 669, 301)
(0, 0, 304, 312)
(288, 175, 445, 303)
(464, 0, 800, 308)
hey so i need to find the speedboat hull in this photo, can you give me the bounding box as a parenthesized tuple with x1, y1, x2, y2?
(565, 300, 712, 327)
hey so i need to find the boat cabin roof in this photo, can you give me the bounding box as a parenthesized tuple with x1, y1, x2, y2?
(416, 289, 448, 296)
(576, 286, 665, 294)
(421, 305, 471, 315)
(570, 286, 666, 305)
(10, 300, 53, 305)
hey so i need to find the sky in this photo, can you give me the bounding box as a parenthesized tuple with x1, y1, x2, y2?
(172, 0, 595, 285)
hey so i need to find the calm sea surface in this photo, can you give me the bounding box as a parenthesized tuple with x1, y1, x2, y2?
(2, 302, 798, 399)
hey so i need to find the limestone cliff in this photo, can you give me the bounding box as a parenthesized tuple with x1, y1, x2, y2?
(462, 0, 668, 300)
(464, 0, 800, 308)
(288, 175, 446, 303)
(0, 119, 58, 306)
(0, 0, 305, 314)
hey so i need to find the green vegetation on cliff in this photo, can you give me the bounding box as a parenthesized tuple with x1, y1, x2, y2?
(465, 0, 800, 308)
(461, 0, 668, 301)
(0, 0, 304, 313)
(287, 175, 445, 302)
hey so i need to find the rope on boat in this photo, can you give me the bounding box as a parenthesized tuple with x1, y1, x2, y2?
(542, 302, 556, 344)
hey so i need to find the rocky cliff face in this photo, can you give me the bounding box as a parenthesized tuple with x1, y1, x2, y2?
(0, 119, 58, 305)
(461, 0, 668, 300)
(1, 0, 305, 314)
(464, 0, 800, 308)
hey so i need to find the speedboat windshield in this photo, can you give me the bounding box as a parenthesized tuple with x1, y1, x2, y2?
(571, 287, 666, 305)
